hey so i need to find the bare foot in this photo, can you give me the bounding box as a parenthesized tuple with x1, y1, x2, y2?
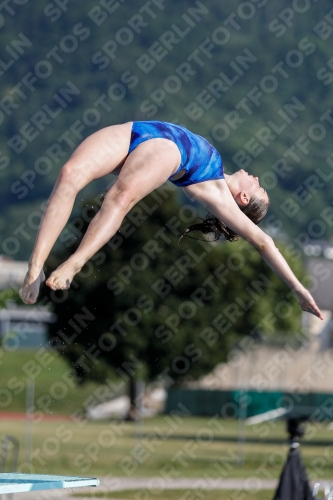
(19, 269, 45, 304)
(46, 259, 81, 291)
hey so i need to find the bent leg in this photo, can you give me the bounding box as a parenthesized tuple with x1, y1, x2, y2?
(46, 138, 181, 291)
(20, 122, 133, 304)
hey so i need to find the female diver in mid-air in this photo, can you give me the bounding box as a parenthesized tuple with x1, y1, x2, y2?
(19, 120, 323, 319)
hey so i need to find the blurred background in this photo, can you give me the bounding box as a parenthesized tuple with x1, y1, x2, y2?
(1, 1, 333, 498)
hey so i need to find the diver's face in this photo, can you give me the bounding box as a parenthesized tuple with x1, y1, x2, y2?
(235, 169, 269, 204)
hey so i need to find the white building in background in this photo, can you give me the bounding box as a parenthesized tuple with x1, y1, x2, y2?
(0, 255, 28, 289)
(0, 304, 56, 349)
(0, 256, 56, 348)
(306, 256, 333, 349)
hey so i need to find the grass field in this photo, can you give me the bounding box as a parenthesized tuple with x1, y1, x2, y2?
(0, 348, 117, 414)
(1, 349, 333, 497)
(0, 416, 332, 482)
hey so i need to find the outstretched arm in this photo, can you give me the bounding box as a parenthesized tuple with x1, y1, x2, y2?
(183, 181, 324, 320)
(253, 239, 323, 319)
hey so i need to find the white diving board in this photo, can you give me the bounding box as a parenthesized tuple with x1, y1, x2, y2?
(0, 473, 99, 494)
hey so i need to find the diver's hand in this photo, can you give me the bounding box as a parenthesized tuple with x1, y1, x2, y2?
(295, 287, 324, 319)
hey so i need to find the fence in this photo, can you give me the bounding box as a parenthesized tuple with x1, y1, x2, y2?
(166, 389, 333, 420)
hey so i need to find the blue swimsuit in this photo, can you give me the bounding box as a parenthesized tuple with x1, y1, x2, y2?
(128, 121, 224, 187)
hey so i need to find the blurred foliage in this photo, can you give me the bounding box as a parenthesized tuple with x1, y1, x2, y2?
(0, 288, 20, 309)
(45, 192, 306, 385)
(1, 0, 333, 259)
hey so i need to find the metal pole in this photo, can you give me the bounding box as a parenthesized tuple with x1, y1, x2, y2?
(135, 380, 145, 457)
(25, 380, 34, 463)
(237, 388, 248, 465)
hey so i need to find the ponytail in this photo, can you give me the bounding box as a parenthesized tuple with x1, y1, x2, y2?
(180, 197, 269, 243)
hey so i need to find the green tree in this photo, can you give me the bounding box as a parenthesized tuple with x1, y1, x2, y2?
(44, 191, 305, 416)
(0, 288, 20, 309)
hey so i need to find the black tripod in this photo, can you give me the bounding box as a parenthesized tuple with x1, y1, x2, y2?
(273, 417, 314, 500)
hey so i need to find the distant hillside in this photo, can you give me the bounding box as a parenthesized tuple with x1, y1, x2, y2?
(1, 0, 333, 259)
